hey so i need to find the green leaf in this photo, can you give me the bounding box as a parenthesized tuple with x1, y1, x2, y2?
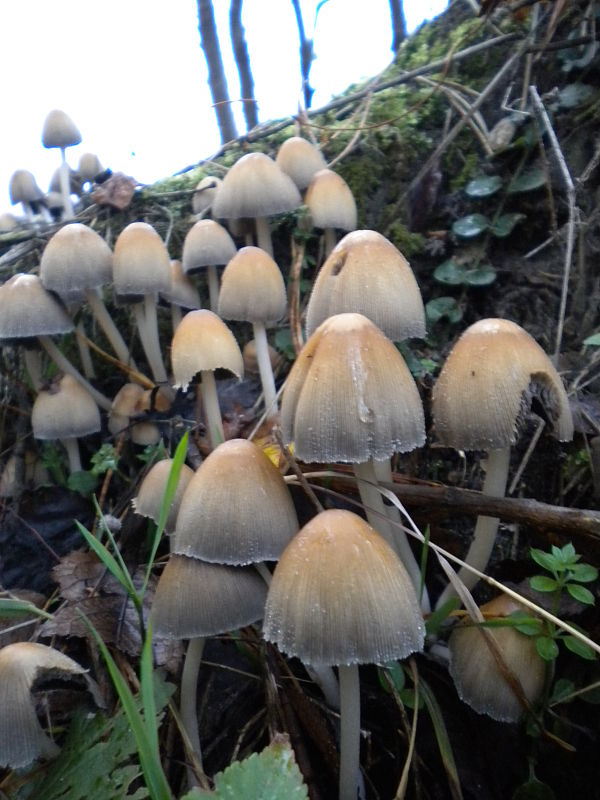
(0, 598, 53, 621)
(507, 611, 544, 637)
(379, 661, 406, 694)
(425, 596, 461, 636)
(563, 635, 597, 660)
(426, 296, 463, 324)
(419, 677, 464, 800)
(452, 213, 489, 238)
(530, 548, 559, 573)
(463, 264, 497, 286)
(274, 328, 296, 361)
(77, 519, 137, 602)
(529, 575, 559, 593)
(569, 563, 598, 583)
(536, 636, 560, 661)
(512, 777, 556, 800)
(583, 332, 600, 346)
(553, 542, 577, 564)
(90, 443, 120, 476)
(489, 213, 526, 238)
(566, 583, 595, 605)
(67, 470, 99, 497)
(464, 175, 502, 198)
(188, 736, 308, 799)
(507, 169, 547, 194)
(549, 678, 576, 704)
(434, 260, 467, 285)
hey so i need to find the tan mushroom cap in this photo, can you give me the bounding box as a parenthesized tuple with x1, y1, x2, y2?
(78, 152, 104, 183)
(152, 554, 268, 639)
(448, 594, 546, 722)
(275, 136, 327, 190)
(131, 421, 162, 446)
(432, 318, 574, 451)
(113, 221, 171, 301)
(212, 152, 301, 219)
(192, 175, 223, 215)
(218, 246, 287, 324)
(32, 374, 101, 440)
(263, 509, 425, 666)
(173, 438, 298, 564)
(171, 309, 243, 390)
(306, 229, 426, 340)
(40, 223, 113, 298)
(9, 170, 45, 205)
(41, 109, 82, 149)
(132, 458, 195, 532)
(161, 260, 200, 309)
(281, 312, 425, 463)
(304, 168, 357, 231)
(181, 219, 237, 273)
(0, 274, 73, 341)
(0, 641, 86, 768)
(243, 339, 279, 376)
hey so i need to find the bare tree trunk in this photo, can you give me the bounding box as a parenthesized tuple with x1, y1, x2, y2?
(291, 0, 314, 109)
(229, 0, 259, 132)
(389, 0, 407, 54)
(197, 0, 238, 143)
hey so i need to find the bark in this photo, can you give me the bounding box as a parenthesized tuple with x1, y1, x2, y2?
(291, 0, 314, 109)
(389, 0, 407, 53)
(229, 0, 259, 131)
(197, 0, 238, 144)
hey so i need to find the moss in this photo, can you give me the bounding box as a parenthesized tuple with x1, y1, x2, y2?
(448, 151, 479, 192)
(386, 222, 426, 257)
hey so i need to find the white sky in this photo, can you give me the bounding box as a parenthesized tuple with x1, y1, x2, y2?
(0, 0, 447, 217)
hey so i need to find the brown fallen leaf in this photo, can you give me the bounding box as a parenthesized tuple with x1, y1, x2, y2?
(91, 171, 137, 210)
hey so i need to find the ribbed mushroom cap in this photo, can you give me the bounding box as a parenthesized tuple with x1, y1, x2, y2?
(275, 136, 327, 190)
(181, 219, 237, 273)
(304, 168, 357, 231)
(9, 170, 45, 205)
(152, 554, 268, 638)
(32, 374, 101, 440)
(432, 318, 574, 451)
(0, 641, 86, 768)
(281, 312, 425, 463)
(132, 458, 194, 532)
(171, 309, 243, 391)
(448, 594, 546, 722)
(212, 152, 301, 219)
(306, 229, 426, 340)
(40, 223, 113, 299)
(113, 222, 171, 302)
(78, 152, 104, 183)
(173, 438, 298, 564)
(218, 246, 287, 324)
(108, 382, 145, 436)
(48, 166, 83, 196)
(192, 176, 223, 215)
(0, 274, 73, 342)
(41, 109, 82, 149)
(161, 260, 201, 309)
(263, 509, 425, 666)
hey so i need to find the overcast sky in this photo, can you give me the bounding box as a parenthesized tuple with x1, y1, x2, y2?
(1, 0, 448, 217)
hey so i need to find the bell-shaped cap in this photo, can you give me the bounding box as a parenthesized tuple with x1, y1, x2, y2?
(218, 246, 287, 325)
(40, 223, 113, 299)
(41, 109, 82, 149)
(0, 274, 73, 342)
(275, 136, 327, 190)
(32, 374, 101, 440)
(132, 458, 195, 532)
(113, 222, 171, 302)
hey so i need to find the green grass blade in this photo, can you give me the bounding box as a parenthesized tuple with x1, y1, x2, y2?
(75, 519, 138, 604)
(419, 676, 464, 800)
(141, 618, 159, 756)
(0, 598, 54, 621)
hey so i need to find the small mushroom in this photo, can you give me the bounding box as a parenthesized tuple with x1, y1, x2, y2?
(132, 457, 194, 534)
(41, 109, 82, 220)
(305, 168, 357, 256)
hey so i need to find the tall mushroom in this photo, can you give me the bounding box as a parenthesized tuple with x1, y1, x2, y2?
(181, 219, 237, 311)
(41, 109, 82, 220)
(275, 135, 327, 193)
(304, 168, 357, 256)
(432, 318, 573, 609)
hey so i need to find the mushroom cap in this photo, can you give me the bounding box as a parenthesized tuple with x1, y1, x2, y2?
(152, 554, 268, 638)
(0, 212, 19, 232)
(281, 312, 425, 463)
(0, 273, 73, 342)
(131, 421, 162, 446)
(172, 438, 298, 565)
(212, 152, 302, 220)
(78, 152, 104, 183)
(192, 175, 223, 215)
(161, 260, 201, 309)
(171, 309, 244, 390)
(432, 318, 574, 451)
(275, 136, 327, 190)
(181, 219, 237, 273)
(41, 109, 82, 149)
(32, 374, 101, 440)
(48, 166, 83, 196)
(40, 223, 113, 298)
(448, 594, 546, 722)
(132, 458, 195, 532)
(304, 168, 357, 231)
(218, 246, 287, 324)
(9, 170, 45, 205)
(113, 221, 171, 301)
(306, 229, 426, 341)
(0, 641, 86, 768)
(263, 509, 425, 666)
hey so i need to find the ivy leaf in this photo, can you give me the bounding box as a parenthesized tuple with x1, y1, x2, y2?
(566, 583, 595, 605)
(452, 213, 489, 238)
(563, 636, 597, 660)
(67, 470, 99, 497)
(583, 332, 600, 346)
(425, 296, 463, 324)
(549, 678, 576, 705)
(507, 169, 546, 194)
(434, 260, 467, 285)
(489, 213, 526, 238)
(463, 264, 496, 286)
(536, 636, 560, 661)
(464, 175, 502, 198)
(530, 575, 559, 593)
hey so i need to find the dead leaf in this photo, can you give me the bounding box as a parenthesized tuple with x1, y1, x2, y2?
(91, 172, 137, 210)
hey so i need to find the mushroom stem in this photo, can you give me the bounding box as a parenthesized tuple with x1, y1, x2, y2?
(254, 217, 273, 257)
(338, 663, 361, 800)
(85, 288, 137, 368)
(435, 447, 511, 609)
(75, 320, 96, 379)
(252, 321, 278, 420)
(61, 437, 82, 473)
(200, 370, 224, 449)
(134, 296, 169, 384)
(23, 348, 43, 392)
(324, 227, 337, 257)
(171, 304, 183, 333)
(180, 636, 205, 787)
(37, 335, 112, 411)
(207, 265, 220, 311)
(59, 150, 75, 220)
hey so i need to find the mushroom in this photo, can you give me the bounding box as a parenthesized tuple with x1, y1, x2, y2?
(160, 260, 201, 332)
(275, 135, 327, 192)
(108, 382, 146, 437)
(0, 641, 86, 769)
(170, 309, 243, 449)
(8, 169, 51, 224)
(432, 318, 573, 609)
(132, 457, 194, 534)
(191, 175, 222, 217)
(218, 246, 287, 420)
(448, 594, 546, 722)
(77, 152, 104, 189)
(304, 168, 357, 256)
(41, 109, 82, 220)
(212, 151, 301, 257)
(181, 219, 237, 311)
(263, 509, 425, 800)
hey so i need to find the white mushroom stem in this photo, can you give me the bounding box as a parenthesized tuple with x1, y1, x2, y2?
(61, 438, 82, 473)
(254, 217, 273, 257)
(200, 370, 224, 449)
(24, 348, 43, 391)
(252, 321, 278, 420)
(75, 320, 96, 378)
(85, 288, 137, 368)
(435, 447, 511, 610)
(37, 335, 112, 411)
(171, 304, 183, 333)
(324, 228, 337, 257)
(59, 150, 75, 220)
(134, 295, 169, 384)
(207, 265, 220, 312)
(338, 663, 361, 800)
(180, 636, 205, 787)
